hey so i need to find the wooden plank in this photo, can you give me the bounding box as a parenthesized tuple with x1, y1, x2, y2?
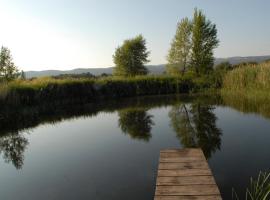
(158, 169, 212, 177)
(158, 162, 209, 170)
(154, 195, 222, 200)
(160, 148, 203, 153)
(160, 151, 204, 158)
(155, 185, 220, 196)
(159, 157, 206, 163)
(157, 176, 216, 186)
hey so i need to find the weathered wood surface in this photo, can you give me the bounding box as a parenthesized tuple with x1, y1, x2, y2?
(154, 148, 222, 200)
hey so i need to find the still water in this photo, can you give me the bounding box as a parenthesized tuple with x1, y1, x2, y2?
(0, 94, 269, 199)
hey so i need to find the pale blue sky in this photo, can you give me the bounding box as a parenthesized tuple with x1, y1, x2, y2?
(0, 0, 269, 70)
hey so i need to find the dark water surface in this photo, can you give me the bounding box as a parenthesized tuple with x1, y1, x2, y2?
(0, 94, 269, 199)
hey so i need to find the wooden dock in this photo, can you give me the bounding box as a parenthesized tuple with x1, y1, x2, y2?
(154, 148, 222, 200)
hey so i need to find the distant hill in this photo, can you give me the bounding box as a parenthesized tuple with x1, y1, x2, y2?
(214, 55, 270, 65)
(25, 65, 166, 78)
(25, 55, 270, 78)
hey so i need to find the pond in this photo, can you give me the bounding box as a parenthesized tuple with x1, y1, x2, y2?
(0, 94, 269, 200)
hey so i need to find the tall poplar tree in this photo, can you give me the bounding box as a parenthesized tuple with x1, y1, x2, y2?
(190, 9, 219, 75)
(167, 17, 192, 75)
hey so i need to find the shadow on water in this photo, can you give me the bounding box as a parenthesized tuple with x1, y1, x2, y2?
(0, 94, 222, 169)
(1, 92, 270, 169)
(0, 95, 184, 169)
(0, 96, 221, 169)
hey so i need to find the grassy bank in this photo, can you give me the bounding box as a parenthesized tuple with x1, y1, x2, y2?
(223, 61, 270, 92)
(0, 75, 213, 106)
(222, 61, 270, 116)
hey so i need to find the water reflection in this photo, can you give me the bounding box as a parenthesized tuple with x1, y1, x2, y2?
(1, 93, 263, 169)
(169, 102, 222, 159)
(221, 91, 270, 119)
(0, 132, 28, 169)
(118, 108, 154, 141)
(1, 93, 270, 199)
(0, 96, 180, 169)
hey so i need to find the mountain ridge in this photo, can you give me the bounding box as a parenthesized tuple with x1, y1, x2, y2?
(25, 55, 270, 78)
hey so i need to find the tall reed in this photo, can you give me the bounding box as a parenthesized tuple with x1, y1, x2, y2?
(223, 62, 270, 91)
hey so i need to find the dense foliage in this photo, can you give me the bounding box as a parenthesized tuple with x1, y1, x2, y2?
(113, 35, 150, 76)
(190, 9, 219, 75)
(167, 9, 219, 76)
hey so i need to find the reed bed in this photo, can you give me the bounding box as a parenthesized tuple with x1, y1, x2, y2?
(0, 75, 210, 106)
(223, 62, 270, 91)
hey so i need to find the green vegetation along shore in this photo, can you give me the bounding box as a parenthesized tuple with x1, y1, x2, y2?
(223, 61, 270, 92)
(0, 75, 214, 107)
(222, 61, 270, 103)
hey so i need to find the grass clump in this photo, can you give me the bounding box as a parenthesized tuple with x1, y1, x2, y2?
(232, 171, 270, 200)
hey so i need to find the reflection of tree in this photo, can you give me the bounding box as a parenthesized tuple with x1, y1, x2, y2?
(0, 133, 29, 169)
(118, 108, 154, 142)
(169, 102, 222, 159)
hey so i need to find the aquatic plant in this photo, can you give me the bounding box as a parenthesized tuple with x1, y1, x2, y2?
(232, 171, 270, 200)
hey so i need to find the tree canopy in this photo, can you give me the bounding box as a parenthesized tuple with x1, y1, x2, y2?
(0, 46, 19, 81)
(190, 8, 219, 74)
(167, 9, 219, 76)
(167, 17, 192, 75)
(113, 35, 150, 76)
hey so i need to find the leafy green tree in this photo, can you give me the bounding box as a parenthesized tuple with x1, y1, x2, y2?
(118, 108, 154, 142)
(167, 17, 192, 75)
(190, 9, 219, 75)
(0, 46, 19, 81)
(113, 35, 150, 76)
